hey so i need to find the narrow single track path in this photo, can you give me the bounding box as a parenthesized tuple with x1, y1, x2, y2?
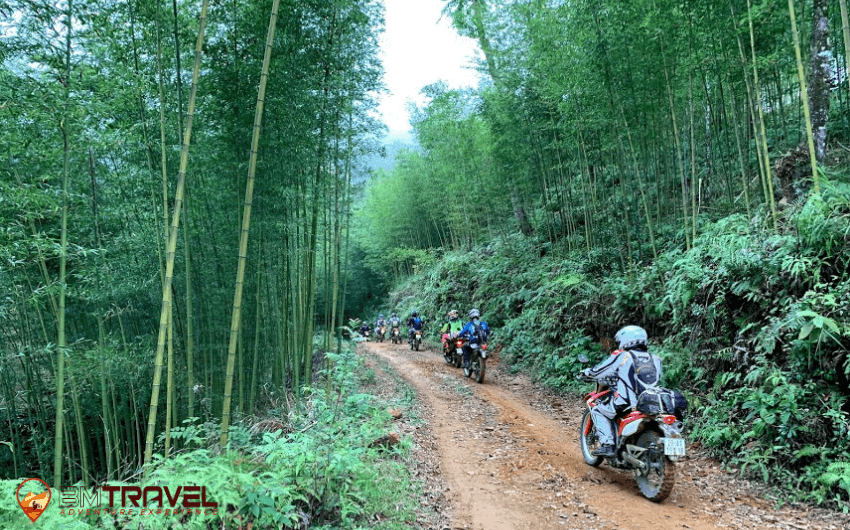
(360, 340, 848, 530)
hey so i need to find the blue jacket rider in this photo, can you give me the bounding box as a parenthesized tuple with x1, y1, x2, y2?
(407, 311, 424, 340)
(580, 325, 662, 457)
(458, 309, 490, 368)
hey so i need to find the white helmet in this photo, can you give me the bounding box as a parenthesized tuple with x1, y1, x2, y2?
(615, 325, 648, 350)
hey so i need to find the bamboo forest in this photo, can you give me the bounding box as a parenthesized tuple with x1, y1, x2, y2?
(1, 0, 850, 528)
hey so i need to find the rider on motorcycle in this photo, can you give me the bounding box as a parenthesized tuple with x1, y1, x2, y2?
(388, 312, 401, 337)
(579, 325, 662, 457)
(359, 321, 371, 337)
(440, 309, 464, 351)
(407, 311, 424, 343)
(458, 309, 490, 369)
(374, 314, 387, 335)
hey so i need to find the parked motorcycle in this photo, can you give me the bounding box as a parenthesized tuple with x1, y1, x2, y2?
(462, 333, 487, 383)
(377, 325, 386, 342)
(391, 327, 401, 344)
(410, 329, 422, 351)
(575, 354, 684, 502)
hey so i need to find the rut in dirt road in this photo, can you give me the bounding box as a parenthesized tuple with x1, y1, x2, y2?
(361, 341, 850, 530)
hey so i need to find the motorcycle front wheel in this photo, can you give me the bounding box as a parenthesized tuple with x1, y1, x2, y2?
(579, 409, 604, 467)
(634, 430, 676, 503)
(414, 338, 420, 351)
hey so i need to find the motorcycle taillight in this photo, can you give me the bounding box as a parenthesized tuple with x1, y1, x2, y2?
(456, 340, 463, 347)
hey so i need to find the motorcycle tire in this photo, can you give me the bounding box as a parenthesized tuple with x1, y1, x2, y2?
(414, 338, 420, 351)
(453, 353, 462, 368)
(634, 430, 676, 503)
(473, 358, 485, 384)
(579, 409, 604, 467)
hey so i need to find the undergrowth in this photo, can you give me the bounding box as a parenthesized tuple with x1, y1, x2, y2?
(385, 178, 850, 510)
(0, 345, 420, 529)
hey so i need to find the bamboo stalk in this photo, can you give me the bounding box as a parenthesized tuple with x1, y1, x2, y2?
(220, 0, 281, 446)
(787, 0, 820, 193)
(840, 0, 850, 94)
(747, 0, 779, 227)
(54, 0, 73, 489)
(98, 318, 113, 480)
(185, 195, 195, 420)
(660, 40, 691, 249)
(144, 0, 210, 469)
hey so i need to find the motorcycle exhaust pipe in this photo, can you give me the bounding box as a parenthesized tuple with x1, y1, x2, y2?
(622, 452, 647, 471)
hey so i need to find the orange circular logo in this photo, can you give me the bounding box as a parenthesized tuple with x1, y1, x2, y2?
(17, 478, 51, 522)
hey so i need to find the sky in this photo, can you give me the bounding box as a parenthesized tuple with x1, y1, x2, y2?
(377, 0, 483, 144)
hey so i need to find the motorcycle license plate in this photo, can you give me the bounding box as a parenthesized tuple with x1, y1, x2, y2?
(456, 348, 463, 354)
(661, 437, 686, 456)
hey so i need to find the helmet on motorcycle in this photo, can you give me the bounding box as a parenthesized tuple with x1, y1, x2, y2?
(379, 314, 384, 319)
(412, 311, 418, 317)
(391, 312, 397, 318)
(468, 309, 480, 319)
(448, 309, 458, 320)
(615, 325, 648, 350)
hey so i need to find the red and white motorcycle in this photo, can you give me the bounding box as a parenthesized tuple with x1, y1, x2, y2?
(576, 355, 685, 502)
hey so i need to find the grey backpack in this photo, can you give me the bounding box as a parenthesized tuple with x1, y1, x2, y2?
(627, 351, 660, 394)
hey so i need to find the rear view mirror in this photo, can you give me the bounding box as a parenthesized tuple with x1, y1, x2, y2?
(578, 354, 589, 364)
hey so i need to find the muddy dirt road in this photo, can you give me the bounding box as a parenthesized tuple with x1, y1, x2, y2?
(360, 340, 848, 530)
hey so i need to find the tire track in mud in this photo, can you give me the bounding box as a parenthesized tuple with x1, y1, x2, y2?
(361, 340, 848, 530)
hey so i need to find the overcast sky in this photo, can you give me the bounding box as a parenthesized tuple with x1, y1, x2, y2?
(377, 0, 482, 143)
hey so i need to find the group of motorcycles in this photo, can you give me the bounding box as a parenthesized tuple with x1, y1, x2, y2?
(365, 324, 419, 349)
(364, 319, 686, 503)
(442, 332, 683, 501)
(442, 331, 487, 384)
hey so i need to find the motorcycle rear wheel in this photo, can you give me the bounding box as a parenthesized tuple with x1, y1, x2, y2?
(471, 357, 485, 383)
(453, 353, 462, 368)
(634, 430, 676, 503)
(579, 409, 604, 467)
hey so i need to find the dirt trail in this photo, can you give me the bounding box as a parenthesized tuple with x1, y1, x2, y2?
(360, 340, 848, 530)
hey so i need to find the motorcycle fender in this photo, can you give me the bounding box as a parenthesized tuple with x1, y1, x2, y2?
(481, 351, 487, 358)
(620, 418, 643, 438)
